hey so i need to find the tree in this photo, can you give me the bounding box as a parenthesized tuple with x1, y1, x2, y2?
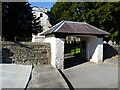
(50, 2, 120, 43)
(2, 2, 33, 41)
(84, 2, 120, 42)
(50, 2, 84, 25)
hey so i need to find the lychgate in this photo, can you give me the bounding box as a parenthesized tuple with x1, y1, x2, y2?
(36, 20, 109, 69)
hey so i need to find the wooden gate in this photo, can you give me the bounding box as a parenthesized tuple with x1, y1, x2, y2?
(64, 36, 87, 69)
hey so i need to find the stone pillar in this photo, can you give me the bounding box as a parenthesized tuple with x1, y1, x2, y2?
(45, 36, 65, 69)
(90, 38, 103, 63)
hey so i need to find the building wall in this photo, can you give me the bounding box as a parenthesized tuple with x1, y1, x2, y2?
(55, 38, 65, 69)
(45, 37, 56, 68)
(86, 36, 98, 60)
(45, 37, 65, 69)
(44, 35, 103, 69)
(32, 35, 45, 42)
(68, 35, 103, 63)
(86, 36, 103, 63)
(1, 41, 51, 65)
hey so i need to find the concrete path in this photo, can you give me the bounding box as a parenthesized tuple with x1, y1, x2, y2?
(27, 65, 68, 88)
(62, 62, 118, 88)
(0, 64, 32, 89)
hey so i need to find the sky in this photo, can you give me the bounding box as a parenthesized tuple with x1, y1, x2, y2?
(28, 1, 57, 11)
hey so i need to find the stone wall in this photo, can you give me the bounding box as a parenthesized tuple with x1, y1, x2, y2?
(1, 41, 51, 65)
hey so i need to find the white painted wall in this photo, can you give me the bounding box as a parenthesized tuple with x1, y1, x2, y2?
(45, 37, 56, 68)
(86, 36, 103, 63)
(78, 35, 103, 63)
(86, 36, 97, 60)
(45, 37, 65, 69)
(32, 34, 45, 42)
(55, 38, 65, 69)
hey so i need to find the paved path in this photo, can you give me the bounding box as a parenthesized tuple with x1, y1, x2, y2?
(0, 64, 32, 89)
(27, 65, 68, 88)
(1, 56, 116, 89)
(62, 62, 118, 88)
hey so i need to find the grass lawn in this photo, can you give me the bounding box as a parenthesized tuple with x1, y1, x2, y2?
(70, 48, 80, 54)
(65, 43, 81, 55)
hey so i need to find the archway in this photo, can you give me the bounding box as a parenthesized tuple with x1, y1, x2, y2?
(64, 36, 88, 69)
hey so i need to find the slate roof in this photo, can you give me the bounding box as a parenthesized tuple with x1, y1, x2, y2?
(40, 20, 109, 36)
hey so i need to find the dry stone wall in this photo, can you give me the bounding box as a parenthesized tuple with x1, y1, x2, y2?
(1, 41, 51, 65)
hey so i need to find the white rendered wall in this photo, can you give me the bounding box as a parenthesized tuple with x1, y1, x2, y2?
(86, 36, 103, 63)
(45, 37, 65, 69)
(45, 37, 56, 68)
(55, 38, 65, 69)
(45, 35, 103, 69)
(32, 34, 45, 42)
(86, 36, 98, 60)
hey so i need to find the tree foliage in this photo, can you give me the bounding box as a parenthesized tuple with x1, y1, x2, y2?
(84, 2, 120, 42)
(2, 2, 33, 41)
(50, 2, 120, 42)
(50, 2, 84, 25)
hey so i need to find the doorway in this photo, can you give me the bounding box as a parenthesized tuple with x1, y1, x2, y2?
(64, 36, 87, 69)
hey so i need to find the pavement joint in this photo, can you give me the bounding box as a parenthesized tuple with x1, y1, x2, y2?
(58, 69, 75, 90)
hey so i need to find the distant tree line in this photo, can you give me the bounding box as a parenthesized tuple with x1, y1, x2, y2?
(49, 2, 120, 43)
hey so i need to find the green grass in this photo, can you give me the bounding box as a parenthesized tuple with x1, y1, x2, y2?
(65, 46, 80, 54)
(64, 42, 81, 55)
(70, 48, 80, 54)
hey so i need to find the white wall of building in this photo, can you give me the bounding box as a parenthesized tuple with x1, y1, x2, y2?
(86, 36, 103, 63)
(55, 38, 65, 69)
(32, 34, 45, 42)
(75, 35, 103, 63)
(44, 35, 103, 69)
(45, 37, 65, 69)
(45, 37, 56, 68)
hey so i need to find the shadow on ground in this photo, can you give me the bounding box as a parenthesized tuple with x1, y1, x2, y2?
(64, 53, 88, 69)
(103, 44, 118, 61)
(1, 48, 14, 63)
